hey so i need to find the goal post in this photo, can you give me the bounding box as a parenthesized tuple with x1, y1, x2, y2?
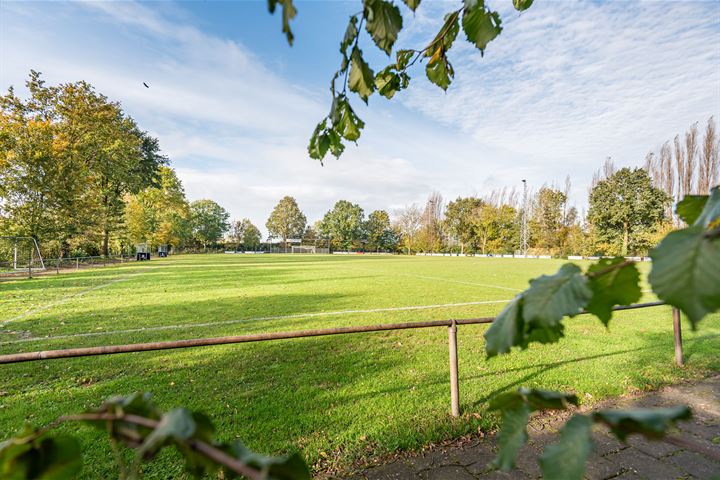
(291, 245, 316, 254)
(0, 236, 45, 277)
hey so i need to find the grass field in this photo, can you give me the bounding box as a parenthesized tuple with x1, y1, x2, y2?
(1, 254, 719, 478)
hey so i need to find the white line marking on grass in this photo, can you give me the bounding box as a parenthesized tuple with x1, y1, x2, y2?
(0, 299, 511, 345)
(0, 275, 139, 327)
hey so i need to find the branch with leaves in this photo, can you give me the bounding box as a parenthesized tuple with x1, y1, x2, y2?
(267, 0, 534, 163)
(482, 187, 720, 479)
(0, 392, 310, 480)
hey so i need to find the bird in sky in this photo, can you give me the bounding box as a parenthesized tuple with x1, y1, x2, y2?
(143, 82, 149, 88)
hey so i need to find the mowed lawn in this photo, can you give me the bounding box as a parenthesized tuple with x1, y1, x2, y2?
(1, 254, 719, 478)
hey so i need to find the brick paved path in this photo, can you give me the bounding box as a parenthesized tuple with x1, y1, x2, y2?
(351, 376, 720, 480)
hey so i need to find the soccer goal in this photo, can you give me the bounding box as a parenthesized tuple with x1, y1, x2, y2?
(0, 236, 45, 277)
(291, 245, 316, 254)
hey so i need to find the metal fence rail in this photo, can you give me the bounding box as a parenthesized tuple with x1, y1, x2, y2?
(0, 301, 675, 416)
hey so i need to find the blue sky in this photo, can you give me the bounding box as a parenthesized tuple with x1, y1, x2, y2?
(1, 0, 719, 235)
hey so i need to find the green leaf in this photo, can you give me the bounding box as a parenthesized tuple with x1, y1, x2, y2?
(223, 442, 311, 479)
(395, 49, 414, 70)
(308, 120, 330, 161)
(592, 406, 692, 442)
(340, 16, 359, 55)
(425, 11, 460, 57)
(676, 195, 708, 225)
(484, 296, 524, 357)
(585, 258, 641, 326)
(348, 48, 375, 103)
(648, 225, 720, 327)
(374, 66, 410, 99)
(0, 428, 82, 480)
(512, 0, 534, 11)
(522, 263, 592, 333)
(335, 98, 365, 141)
(491, 403, 530, 471)
(402, 0, 421, 12)
(693, 186, 720, 228)
(137, 408, 198, 458)
(462, 2, 502, 54)
(521, 388, 579, 411)
(540, 415, 593, 480)
(363, 0, 403, 55)
(267, 0, 298, 46)
(425, 50, 454, 91)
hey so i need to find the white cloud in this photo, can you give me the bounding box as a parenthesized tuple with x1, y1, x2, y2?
(1, 0, 718, 235)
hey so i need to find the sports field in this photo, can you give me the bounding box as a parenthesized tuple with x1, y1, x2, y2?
(1, 254, 719, 478)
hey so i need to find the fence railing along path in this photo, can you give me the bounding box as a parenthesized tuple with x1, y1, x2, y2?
(0, 301, 680, 417)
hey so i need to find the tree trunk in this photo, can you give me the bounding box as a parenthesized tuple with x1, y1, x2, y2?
(460, 242, 464, 255)
(622, 223, 629, 256)
(102, 228, 110, 257)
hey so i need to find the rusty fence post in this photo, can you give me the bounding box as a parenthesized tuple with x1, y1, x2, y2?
(448, 319, 460, 417)
(672, 308, 683, 366)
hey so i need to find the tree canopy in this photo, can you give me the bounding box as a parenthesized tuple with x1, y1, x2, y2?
(266, 196, 307, 251)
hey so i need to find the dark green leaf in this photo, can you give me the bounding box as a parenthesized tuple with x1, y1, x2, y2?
(592, 406, 692, 442)
(521, 388, 579, 411)
(512, 0, 534, 11)
(676, 195, 708, 225)
(462, 2, 502, 54)
(586, 258, 641, 326)
(693, 186, 720, 228)
(491, 403, 530, 471)
(425, 50, 454, 91)
(648, 225, 720, 327)
(540, 415, 593, 480)
(363, 0, 403, 55)
(348, 48, 375, 103)
(395, 49, 414, 70)
(326, 129, 344, 158)
(484, 296, 524, 357)
(223, 441, 311, 479)
(523, 263, 592, 325)
(340, 16, 359, 55)
(0, 428, 82, 480)
(268, 0, 297, 46)
(402, 0, 421, 12)
(308, 120, 330, 161)
(137, 408, 197, 458)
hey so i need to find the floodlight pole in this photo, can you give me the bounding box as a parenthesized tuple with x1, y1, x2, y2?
(521, 179, 528, 256)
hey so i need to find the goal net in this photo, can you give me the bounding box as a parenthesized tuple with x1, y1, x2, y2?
(291, 245, 316, 254)
(0, 236, 45, 276)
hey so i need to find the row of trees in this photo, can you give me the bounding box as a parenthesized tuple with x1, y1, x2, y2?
(0, 72, 234, 257)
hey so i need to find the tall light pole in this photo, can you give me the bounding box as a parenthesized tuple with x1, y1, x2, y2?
(521, 179, 528, 256)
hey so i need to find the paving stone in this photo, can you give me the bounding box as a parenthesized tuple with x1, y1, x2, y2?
(583, 454, 623, 480)
(410, 450, 451, 472)
(604, 448, 685, 479)
(608, 472, 642, 480)
(591, 431, 627, 456)
(418, 465, 475, 480)
(446, 445, 495, 468)
(667, 450, 720, 480)
(626, 436, 681, 458)
(513, 445, 541, 479)
(678, 420, 720, 443)
(476, 469, 530, 479)
(365, 461, 419, 480)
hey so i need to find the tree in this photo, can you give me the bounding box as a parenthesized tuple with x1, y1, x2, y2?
(416, 192, 444, 252)
(394, 204, 422, 255)
(190, 199, 230, 249)
(365, 210, 393, 252)
(125, 167, 191, 251)
(444, 197, 484, 254)
(471, 203, 517, 254)
(588, 168, 668, 256)
(242, 221, 262, 251)
(319, 200, 365, 251)
(266, 196, 306, 252)
(531, 187, 567, 254)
